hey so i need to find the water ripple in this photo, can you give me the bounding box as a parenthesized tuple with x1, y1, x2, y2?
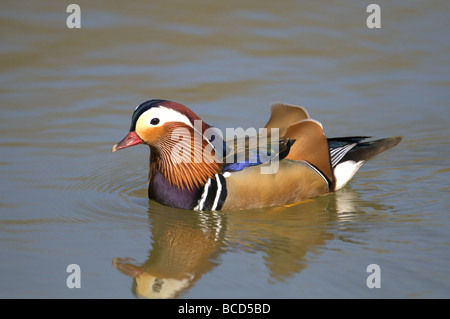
(62, 158, 150, 224)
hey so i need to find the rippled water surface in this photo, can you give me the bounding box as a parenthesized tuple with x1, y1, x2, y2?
(1, 0, 449, 298)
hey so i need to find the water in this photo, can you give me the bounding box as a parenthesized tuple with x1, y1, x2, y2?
(1, 0, 449, 298)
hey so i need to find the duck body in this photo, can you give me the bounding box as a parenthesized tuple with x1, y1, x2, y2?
(113, 99, 402, 211)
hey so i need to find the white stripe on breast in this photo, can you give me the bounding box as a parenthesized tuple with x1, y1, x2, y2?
(194, 177, 211, 211)
(211, 174, 222, 211)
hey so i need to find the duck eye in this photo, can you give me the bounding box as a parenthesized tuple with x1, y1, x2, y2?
(150, 118, 160, 125)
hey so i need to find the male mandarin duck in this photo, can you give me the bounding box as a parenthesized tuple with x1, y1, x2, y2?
(112, 99, 402, 211)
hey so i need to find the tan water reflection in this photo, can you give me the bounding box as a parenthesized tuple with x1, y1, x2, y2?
(113, 189, 385, 298)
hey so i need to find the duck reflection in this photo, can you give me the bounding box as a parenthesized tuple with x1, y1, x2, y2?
(113, 188, 376, 298)
(113, 206, 224, 298)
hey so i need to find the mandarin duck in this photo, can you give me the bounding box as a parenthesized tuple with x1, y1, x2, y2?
(112, 99, 402, 211)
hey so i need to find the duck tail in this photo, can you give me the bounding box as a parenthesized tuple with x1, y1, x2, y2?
(329, 136, 403, 191)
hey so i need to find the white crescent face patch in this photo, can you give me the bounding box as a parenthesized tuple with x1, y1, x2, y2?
(135, 106, 194, 132)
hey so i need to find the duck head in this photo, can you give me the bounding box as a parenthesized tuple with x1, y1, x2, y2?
(112, 99, 221, 191)
(112, 99, 207, 151)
